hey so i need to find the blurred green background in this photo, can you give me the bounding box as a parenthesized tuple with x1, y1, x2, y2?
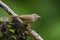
(0, 0, 60, 40)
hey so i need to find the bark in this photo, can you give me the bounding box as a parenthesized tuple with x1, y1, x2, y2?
(0, 0, 43, 40)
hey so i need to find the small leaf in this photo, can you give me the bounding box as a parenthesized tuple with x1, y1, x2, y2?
(9, 29, 15, 33)
(0, 18, 3, 22)
(11, 35, 16, 40)
(8, 18, 12, 21)
(0, 31, 2, 37)
(7, 25, 11, 28)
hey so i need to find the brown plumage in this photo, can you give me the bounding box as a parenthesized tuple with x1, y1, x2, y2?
(11, 14, 41, 24)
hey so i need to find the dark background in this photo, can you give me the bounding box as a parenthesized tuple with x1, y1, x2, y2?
(0, 0, 60, 40)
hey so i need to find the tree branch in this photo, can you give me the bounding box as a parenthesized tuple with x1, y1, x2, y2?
(0, 0, 43, 40)
(0, 0, 23, 24)
(26, 26, 43, 40)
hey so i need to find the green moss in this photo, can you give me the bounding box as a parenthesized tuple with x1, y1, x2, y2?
(0, 17, 29, 40)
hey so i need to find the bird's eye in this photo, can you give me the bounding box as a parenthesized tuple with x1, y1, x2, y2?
(32, 14, 37, 16)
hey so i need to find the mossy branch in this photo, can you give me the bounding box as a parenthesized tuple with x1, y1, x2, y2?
(0, 0, 43, 40)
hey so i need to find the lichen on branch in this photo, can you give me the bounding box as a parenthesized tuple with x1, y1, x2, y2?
(0, 17, 29, 40)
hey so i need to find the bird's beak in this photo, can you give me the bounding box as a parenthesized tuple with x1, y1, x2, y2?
(37, 16, 41, 18)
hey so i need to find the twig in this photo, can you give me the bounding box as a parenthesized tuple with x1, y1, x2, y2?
(0, 1, 43, 40)
(26, 26, 43, 40)
(0, 0, 23, 24)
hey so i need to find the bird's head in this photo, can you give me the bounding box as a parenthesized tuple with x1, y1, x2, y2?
(31, 14, 41, 20)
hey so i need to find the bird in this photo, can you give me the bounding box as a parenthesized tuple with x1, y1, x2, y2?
(11, 14, 41, 24)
